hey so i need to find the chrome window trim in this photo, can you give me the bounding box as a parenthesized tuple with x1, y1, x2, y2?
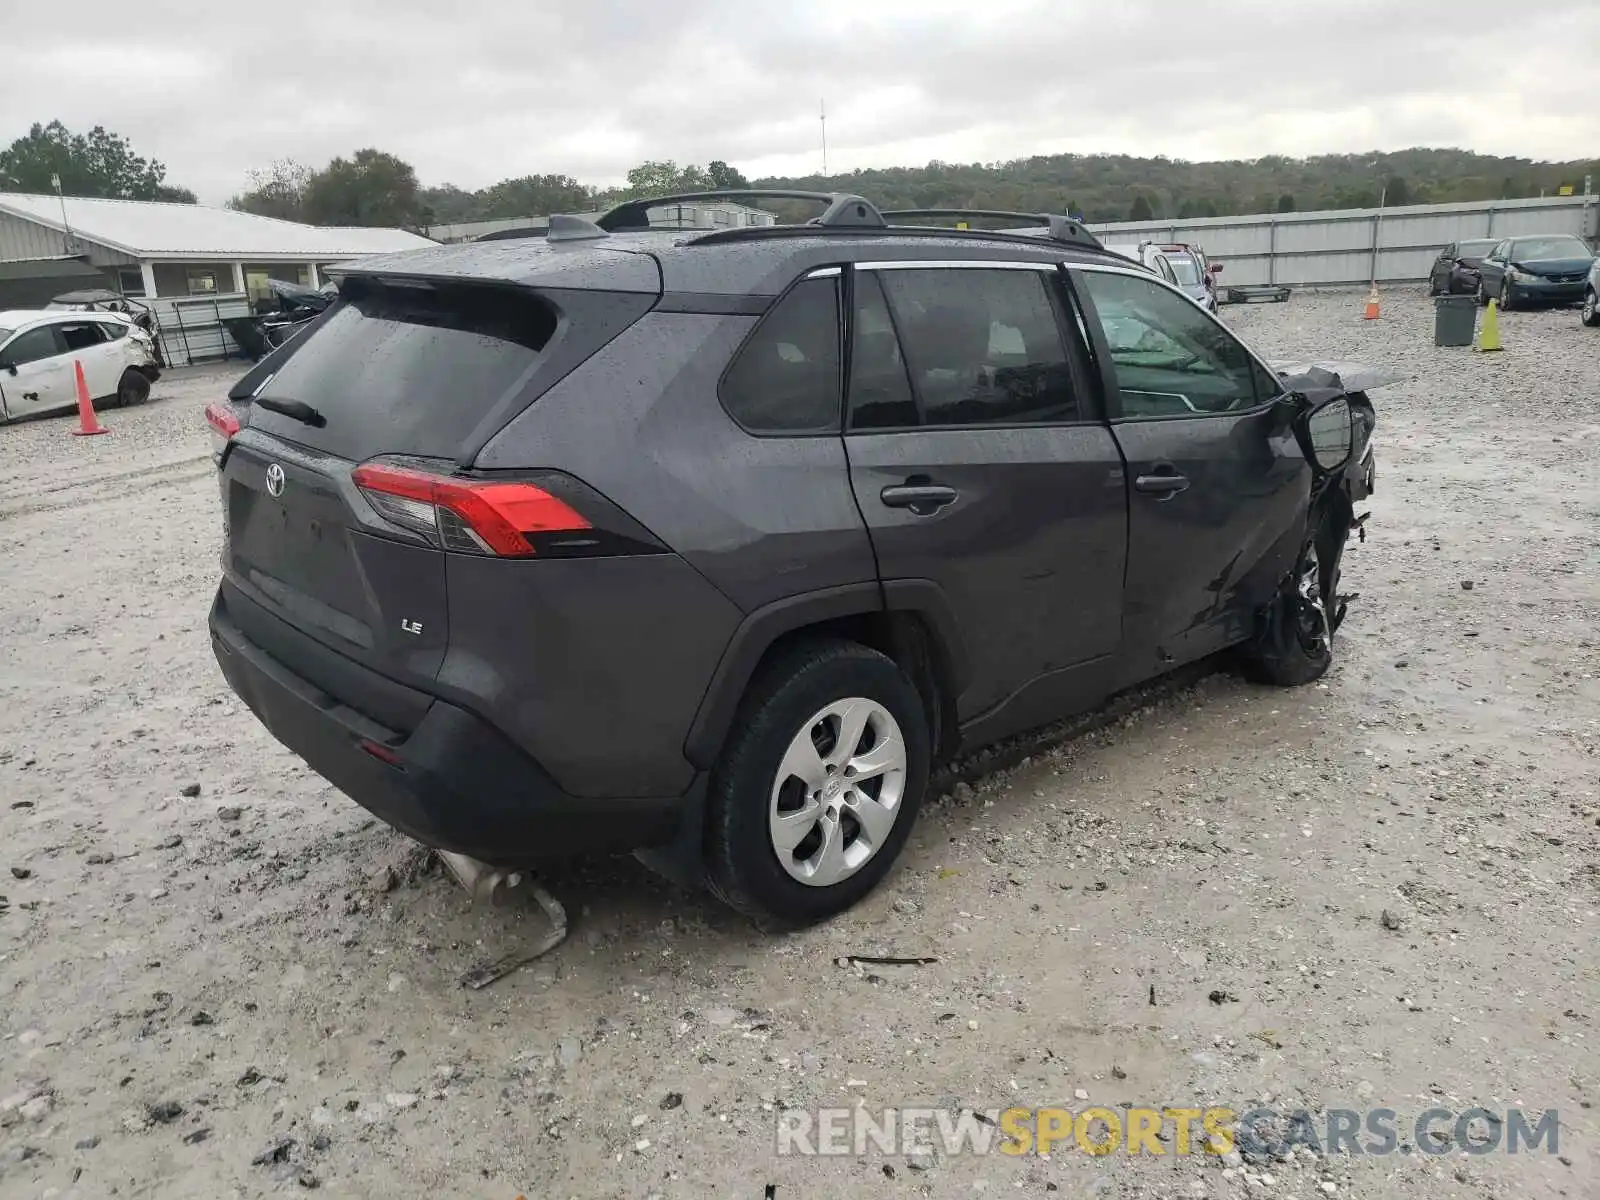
(854, 260, 1059, 272)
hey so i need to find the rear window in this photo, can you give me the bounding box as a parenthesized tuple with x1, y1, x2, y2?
(250, 280, 558, 461)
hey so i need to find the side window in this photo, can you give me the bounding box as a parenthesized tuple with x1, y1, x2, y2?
(719, 276, 841, 433)
(97, 321, 129, 342)
(57, 323, 108, 352)
(1153, 254, 1178, 284)
(1, 326, 64, 366)
(1078, 270, 1267, 419)
(1491, 241, 1509, 260)
(874, 267, 1082, 427)
(848, 272, 918, 430)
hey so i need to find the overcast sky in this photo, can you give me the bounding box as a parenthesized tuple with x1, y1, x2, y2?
(4, 0, 1597, 203)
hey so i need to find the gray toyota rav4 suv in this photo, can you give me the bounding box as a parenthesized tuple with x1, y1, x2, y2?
(207, 191, 1377, 925)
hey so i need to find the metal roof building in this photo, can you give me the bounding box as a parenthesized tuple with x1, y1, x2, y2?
(0, 193, 435, 304)
(424, 199, 778, 244)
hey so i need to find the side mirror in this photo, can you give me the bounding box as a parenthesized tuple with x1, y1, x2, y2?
(1296, 395, 1354, 474)
(0, 360, 15, 376)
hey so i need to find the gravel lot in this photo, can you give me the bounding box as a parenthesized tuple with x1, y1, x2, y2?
(2, 292, 1597, 1200)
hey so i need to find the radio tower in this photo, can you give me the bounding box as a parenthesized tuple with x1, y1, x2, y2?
(820, 100, 828, 178)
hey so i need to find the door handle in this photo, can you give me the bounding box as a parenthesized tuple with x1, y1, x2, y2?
(1134, 471, 1190, 496)
(880, 483, 958, 513)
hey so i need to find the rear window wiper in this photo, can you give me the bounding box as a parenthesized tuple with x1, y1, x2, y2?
(255, 396, 327, 428)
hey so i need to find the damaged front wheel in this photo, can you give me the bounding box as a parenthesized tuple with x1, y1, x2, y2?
(1240, 527, 1340, 687)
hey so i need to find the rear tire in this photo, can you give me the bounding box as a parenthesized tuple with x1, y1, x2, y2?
(116, 369, 151, 408)
(705, 639, 930, 928)
(1582, 289, 1600, 328)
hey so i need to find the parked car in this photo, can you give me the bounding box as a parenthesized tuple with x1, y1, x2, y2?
(1101, 241, 1220, 311)
(205, 192, 1380, 926)
(1474, 234, 1596, 309)
(1583, 258, 1600, 328)
(0, 310, 161, 423)
(1426, 238, 1499, 296)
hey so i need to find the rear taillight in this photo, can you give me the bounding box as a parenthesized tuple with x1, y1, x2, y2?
(352, 460, 648, 558)
(205, 402, 240, 463)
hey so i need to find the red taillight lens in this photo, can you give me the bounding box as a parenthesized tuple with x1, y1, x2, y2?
(205, 401, 240, 461)
(352, 462, 592, 558)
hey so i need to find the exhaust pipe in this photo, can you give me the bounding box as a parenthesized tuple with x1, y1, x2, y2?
(436, 850, 525, 906)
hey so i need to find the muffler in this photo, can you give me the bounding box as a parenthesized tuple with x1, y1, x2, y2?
(436, 850, 525, 906)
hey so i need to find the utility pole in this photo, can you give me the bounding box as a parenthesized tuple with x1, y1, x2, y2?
(52, 173, 76, 255)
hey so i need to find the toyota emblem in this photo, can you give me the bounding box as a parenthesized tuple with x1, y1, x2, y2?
(265, 463, 286, 498)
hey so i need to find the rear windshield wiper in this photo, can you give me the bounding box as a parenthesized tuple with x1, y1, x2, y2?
(254, 396, 327, 428)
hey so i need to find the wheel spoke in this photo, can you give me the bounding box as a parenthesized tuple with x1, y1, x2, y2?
(847, 729, 904, 782)
(771, 800, 822, 853)
(776, 732, 829, 793)
(830, 700, 873, 767)
(806, 814, 850, 886)
(850, 791, 897, 845)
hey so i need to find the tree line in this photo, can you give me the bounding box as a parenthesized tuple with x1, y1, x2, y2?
(0, 121, 196, 203)
(5, 120, 1595, 230)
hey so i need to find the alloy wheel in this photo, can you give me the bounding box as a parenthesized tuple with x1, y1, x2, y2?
(768, 698, 907, 887)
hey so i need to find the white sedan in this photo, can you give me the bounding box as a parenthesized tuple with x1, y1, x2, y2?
(0, 310, 161, 423)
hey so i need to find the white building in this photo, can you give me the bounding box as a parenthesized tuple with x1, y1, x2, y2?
(0, 193, 434, 304)
(0, 193, 435, 363)
(425, 200, 778, 244)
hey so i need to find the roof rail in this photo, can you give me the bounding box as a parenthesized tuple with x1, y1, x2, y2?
(596, 189, 887, 232)
(880, 209, 1102, 249)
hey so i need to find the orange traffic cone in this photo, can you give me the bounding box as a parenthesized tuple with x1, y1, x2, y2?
(1363, 286, 1381, 320)
(71, 360, 108, 437)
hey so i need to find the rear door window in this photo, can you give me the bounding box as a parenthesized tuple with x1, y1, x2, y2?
(867, 267, 1083, 428)
(847, 272, 918, 430)
(250, 280, 558, 461)
(719, 276, 842, 433)
(57, 322, 108, 352)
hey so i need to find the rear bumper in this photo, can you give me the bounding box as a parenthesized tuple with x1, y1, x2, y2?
(209, 590, 688, 866)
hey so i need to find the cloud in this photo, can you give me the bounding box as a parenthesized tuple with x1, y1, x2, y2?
(2, 0, 1594, 203)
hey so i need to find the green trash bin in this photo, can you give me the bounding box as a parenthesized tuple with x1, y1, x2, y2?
(1434, 294, 1477, 347)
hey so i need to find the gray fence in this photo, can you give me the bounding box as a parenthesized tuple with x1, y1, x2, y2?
(144, 293, 254, 365)
(1087, 195, 1599, 288)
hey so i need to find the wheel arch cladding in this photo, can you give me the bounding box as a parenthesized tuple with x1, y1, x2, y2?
(683, 580, 968, 770)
